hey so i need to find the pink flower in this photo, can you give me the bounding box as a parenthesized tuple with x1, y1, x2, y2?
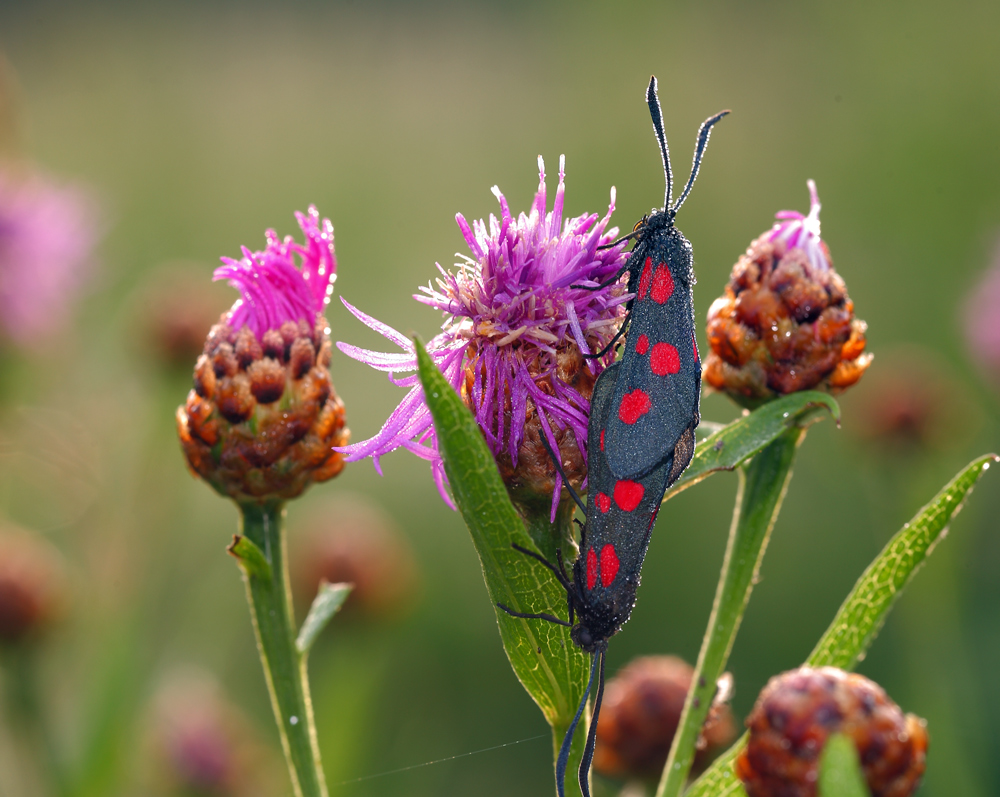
(337, 156, 629, 512)
(0, 169, 100, 345)
(214, 206, 337, 339)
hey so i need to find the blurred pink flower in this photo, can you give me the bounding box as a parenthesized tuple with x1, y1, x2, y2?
(964, 237, 1000, 382)
(0, 169, 100, 345)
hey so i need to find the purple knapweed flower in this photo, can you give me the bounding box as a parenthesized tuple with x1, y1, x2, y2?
(338, 156, 630, 515)
(964, 236, 1000, 384)
(213, 205, 337, 339)
(767, 179, 830, 278)
(177, 206, 349, 502)
(0, 168, 100, 346)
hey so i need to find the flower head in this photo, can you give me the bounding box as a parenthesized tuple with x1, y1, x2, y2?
(963, 236, 1000, 385)
(737, 667, 927, 797)
(214, 206, 337, 340)
(704, 180, 872, 406)
(594, 656, 735, 781)
(338, 156, 629, 513)
(0, 167, 99, 346)
(0, 522, 66, 644)
(176, 208, 348, 503)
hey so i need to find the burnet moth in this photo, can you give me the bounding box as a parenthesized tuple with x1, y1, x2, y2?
(498, 78, 727, 797)
(500, 361, 682, 797)
(589, 76, 727, 481)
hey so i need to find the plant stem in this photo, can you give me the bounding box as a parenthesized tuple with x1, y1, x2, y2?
(655, 427, 803, 797)
(524, 502, 589, 797)
(237, 501, 328, 797)
(3, 646, 67, 797)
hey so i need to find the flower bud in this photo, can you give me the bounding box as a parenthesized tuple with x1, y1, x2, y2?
(148, 669, 280, 797)
(594, 655, 736, 781)
(0, 524, 66, 644)
(737, 666, 927, 797)
(704, 182, 871, 407)
(291, 496, 419, 619)
(176, 208, 349, 502)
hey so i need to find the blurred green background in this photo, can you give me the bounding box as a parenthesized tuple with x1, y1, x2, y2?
(0, 1, 998, 795)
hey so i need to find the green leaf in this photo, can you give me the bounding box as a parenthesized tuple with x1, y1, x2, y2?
(806, 453, 998, 669)
(684, 454, 998, 797)
(415, 339, 590, 794)
(664, 391, 838, 503)
(296, 582, 353, 654)
(819, 734, 870, 797)
(226, 533, 272, 582)
(667, 392, 837, 503)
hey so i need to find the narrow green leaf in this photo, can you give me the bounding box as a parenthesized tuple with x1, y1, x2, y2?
(415, 339, 590, 793)
(819, 734, 869, 797)
(657, 427, 803, 797)
(296, 582, 353, 654)
(664, 391, 838, 503)
(227, 533, 272, 582)
(684, 454, 998, 797)
(807, 454, 998, 669)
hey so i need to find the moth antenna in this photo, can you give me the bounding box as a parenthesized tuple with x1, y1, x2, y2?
(539, 433, 587, 515)
(671, 109, 729, 214)
(557, 652, 600, 797)
(646, 75, 672, 210)
(596, 228, 642, 250)
(578, 648, 607, 797)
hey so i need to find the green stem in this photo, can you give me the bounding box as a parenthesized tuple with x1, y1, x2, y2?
(3, 646, 67, 797)
(524, 501, 588, 797)
(655, 427, 803, 797)
(236, 502, 327, 797)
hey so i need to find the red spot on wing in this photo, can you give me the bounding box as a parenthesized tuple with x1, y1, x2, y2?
(619, 390, 652, 424)
(600, 544, 620, 587)
(693, 333, 699, 361)
(613, 480, 645, 512)
(650, 342, 681, 375)
(586, 547, 598, 590)
(638, 257, 653, 300)
(600, 429, 605, 451)
(595, 492, 611, 513)
(651, 264, 674, 304)
(635, 334, 649, 355)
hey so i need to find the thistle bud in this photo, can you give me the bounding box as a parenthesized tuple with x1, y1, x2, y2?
(291, 496, 418, 619)
(176, 208, 348, 502)
(736, 666, 927, 797)
(594, 656, 736, 781)
(148, 669, 280, 797)
(705, 182, 871, 407)
(0, 524, 66, 644)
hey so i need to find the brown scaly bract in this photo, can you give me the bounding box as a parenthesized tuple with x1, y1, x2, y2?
(737, 666, 927, 797)
(704, 182, 872, 407)
(177, 316, 348, 502)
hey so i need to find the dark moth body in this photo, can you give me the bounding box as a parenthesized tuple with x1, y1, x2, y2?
(568, 360, 684, 652)
(602, 215, 702, 481)
(499, 76, 726, 797)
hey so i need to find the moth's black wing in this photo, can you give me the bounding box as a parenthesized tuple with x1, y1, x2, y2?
(578, 362, 674, 640)
(603, 229, 701, 481)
